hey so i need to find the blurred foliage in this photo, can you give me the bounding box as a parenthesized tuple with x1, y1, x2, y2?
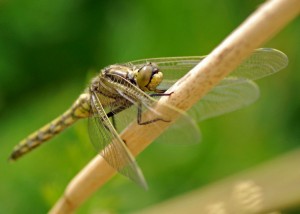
(0, 0, 299, 213)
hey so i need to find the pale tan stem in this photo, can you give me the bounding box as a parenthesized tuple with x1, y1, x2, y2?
(49, 0, 300, 213)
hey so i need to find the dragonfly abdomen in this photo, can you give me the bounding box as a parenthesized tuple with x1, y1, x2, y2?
(10, 93, 91, 161)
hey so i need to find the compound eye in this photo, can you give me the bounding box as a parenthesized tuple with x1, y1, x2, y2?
(137, 65, 153, 89)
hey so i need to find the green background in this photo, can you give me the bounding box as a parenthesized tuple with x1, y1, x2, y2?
(0, 0, 299, 213)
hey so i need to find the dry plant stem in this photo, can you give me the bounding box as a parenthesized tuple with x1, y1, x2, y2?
(136, 149, 300, 214)
(50, 0, 300, 213)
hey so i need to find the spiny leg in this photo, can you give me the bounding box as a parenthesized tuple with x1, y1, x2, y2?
(137, 92, 173, 125)
(106, 104, 132, 129)
(106, 104, 132, 118)
(105, 104, 132, 145)
(111, 115, 117, 130)
(150, 92, 173, 97)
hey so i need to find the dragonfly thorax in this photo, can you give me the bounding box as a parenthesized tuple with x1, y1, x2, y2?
(91, 63, 163, 94)
(89, 65, 132, 93)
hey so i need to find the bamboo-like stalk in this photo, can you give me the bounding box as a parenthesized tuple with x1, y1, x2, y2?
(49, 0, 300, 213)
(136, 149, 300, 214)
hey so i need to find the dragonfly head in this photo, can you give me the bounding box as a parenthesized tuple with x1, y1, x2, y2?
(136, 63, 163, 92)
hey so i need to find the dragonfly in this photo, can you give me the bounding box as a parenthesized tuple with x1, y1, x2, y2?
(10, 48, 288, 189)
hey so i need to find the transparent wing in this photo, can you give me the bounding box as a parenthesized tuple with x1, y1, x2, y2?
(188, 79, 260, 121)
(129, 48, 288, 121)
(147, 78, 260, 122)
(88, 92, 147, 189)
(129, 48, 288, 85)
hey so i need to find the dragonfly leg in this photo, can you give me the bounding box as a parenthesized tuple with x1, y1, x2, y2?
(111, 115, 116, 129)
(137, 102, 170, 125)
(106, 105, 131, 118)
(150, 92, 173, 97)
(136, 92, 173, 125)
(106, 104, 132, 130)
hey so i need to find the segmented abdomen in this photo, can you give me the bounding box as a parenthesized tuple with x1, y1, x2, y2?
(10, 93, 91, 161)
